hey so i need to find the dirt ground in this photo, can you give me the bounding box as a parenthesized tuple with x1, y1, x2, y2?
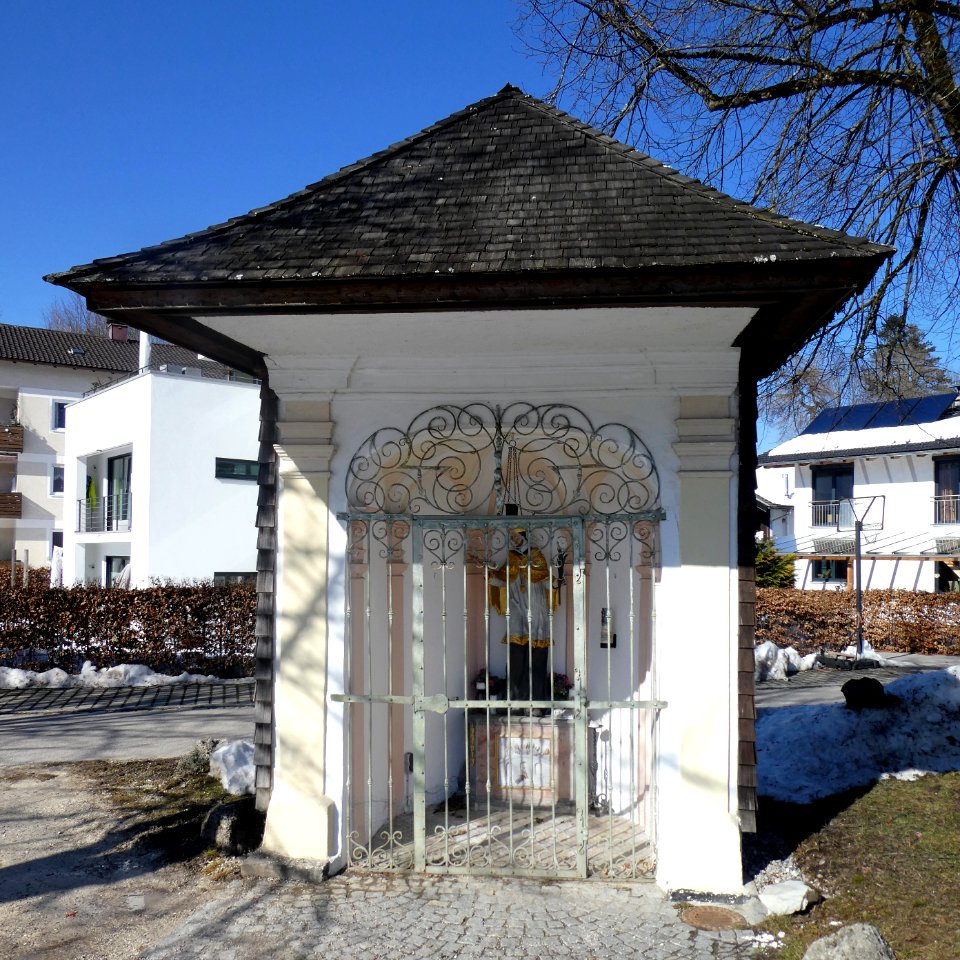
(0, 762, 240, 960)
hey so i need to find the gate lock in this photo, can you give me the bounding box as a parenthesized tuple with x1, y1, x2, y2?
(414, 694, 454, 715)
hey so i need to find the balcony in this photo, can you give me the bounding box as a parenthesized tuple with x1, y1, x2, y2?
(811, 499, 854, 528)
(0, 493, 22, 519)
(76, 492, 132, 533)
(934, 495, 960, 525)
(0, 425, 24, 456)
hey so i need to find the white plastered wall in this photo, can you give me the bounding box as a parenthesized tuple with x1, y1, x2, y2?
(202, 305, 751, 890)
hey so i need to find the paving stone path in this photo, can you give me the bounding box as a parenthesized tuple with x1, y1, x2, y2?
(0, 679, 253, 715)
(143, 873, 759, 959)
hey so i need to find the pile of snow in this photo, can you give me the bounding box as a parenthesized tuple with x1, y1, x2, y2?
(755, 640, 818, 681)
(0, 660, 221, 689)
(758, 666, 960, 802)
(210, 739, 255, 795)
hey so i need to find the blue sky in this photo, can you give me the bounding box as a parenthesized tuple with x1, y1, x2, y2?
(1, 1, 549, 327)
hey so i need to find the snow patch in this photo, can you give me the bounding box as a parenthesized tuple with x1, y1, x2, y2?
(0, 661, 222, 689)
(210, 739, 255, 795)
(758, 666, 960, 801)
(755, 641, 818, 681)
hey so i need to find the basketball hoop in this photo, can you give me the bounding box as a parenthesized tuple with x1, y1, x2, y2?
(837, 495, 885, 532)
(840, 496, 885, 659)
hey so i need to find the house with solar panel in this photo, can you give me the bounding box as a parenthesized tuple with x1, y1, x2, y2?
(47, 86, 890, 893)
(757, 391, 960, 592)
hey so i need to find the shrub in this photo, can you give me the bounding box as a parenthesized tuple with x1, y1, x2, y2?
(755, 540, 796, 588)
(757, 588, 960, 655)
(0, 579, 255, 676)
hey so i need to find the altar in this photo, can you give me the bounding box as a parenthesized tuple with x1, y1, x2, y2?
(468, 713, 596, 807)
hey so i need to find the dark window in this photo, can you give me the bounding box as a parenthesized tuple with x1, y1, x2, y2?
(51, 531, 63, 550)
(214, 572, 256, 586)
(52, 401, 68, 430)
(215, 458, 258, 481)
(935, 457, 960, 523)
(51, 465, 64, 495)
(812, 558, 848, 582)
(810, 464, 854, 526)
(936, 560, 960, 593)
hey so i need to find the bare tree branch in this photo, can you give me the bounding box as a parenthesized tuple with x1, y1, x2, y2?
(519, 0, 960, 431)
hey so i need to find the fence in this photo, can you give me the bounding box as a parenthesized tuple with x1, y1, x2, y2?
(0, 574, 255, 676)
(757, 588, 960, 656)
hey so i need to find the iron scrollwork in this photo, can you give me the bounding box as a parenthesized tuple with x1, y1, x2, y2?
(346, 402, 660, 516)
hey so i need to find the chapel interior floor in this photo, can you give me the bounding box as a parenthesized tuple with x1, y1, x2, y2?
(347, 801, 655, 879)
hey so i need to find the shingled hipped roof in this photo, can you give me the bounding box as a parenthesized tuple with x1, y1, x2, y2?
(0, 323, 227, 377)
(50, 86, 889, 287)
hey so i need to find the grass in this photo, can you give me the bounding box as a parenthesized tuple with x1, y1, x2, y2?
(753, 772, 960, 959)
(74, 756, 244, 878)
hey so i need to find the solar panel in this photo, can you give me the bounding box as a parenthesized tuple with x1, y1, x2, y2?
(837, 401, 885, 431)
(868, 397, 922, 428)
(801, 405, 853, 435)
(800, 391, 958, 435)
(907, 392, 956, 425)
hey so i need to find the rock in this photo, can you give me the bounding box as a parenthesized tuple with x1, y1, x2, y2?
(757, 879, 821, 915)
(841, 676, 896, 711)
(803, 922, 897, 959)
(200, 795, 264, 855)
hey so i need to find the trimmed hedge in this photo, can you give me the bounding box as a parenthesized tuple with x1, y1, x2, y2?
(0, 575, 255, 677)
(757, 587, 960, 655)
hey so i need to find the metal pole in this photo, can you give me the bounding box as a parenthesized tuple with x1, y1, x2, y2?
(855, 519, 864, 659)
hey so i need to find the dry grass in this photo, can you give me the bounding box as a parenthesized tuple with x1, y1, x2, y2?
(73, 757, 236, 874)
(754, 773, 960, 959)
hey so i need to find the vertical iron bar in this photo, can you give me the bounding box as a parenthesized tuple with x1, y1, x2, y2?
(605, 531, 614, 875)
(526, 528, 535, 867)
(386, 521, 396, 867)
(483, 539, 493, 866)
(343, 523, 354, 865)
(412, 524, 426, 871)
(462, 529, 472, 868)
(628, 525, 638, 877)
(365, 524, 374, 863)
(441, 526, 451, 865)
(574, 519, 589, 877)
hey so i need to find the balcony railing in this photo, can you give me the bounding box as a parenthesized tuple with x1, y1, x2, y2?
(934, 495, 960, 525)
(76, 492, 132, 533)
(0, 425, 24, 455)
(0, 493, 22, 519)
(811, 499, 854, 528)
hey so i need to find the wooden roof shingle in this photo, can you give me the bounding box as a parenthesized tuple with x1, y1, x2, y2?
(48, 85, 890, 288)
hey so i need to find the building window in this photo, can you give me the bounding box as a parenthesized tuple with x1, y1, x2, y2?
(51, 531, 63, 550)
(214, 572, 256, 586)
(51, 465, 65, 496)
(811, 558, 848, 583)
(51, 400, 69, 431)
(934, 457, 960, 524)
(810, 464, 854, 527)
(215, 458, 259, 481)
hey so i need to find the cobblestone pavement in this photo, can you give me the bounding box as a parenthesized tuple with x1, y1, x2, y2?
(143, 873, 760, 960)
(0, 679, 253, 715)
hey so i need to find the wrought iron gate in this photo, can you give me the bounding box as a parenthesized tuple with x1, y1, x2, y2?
(334, 512, 665, 878)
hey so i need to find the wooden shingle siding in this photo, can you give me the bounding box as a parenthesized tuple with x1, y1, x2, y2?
(736, 367, 759, 832)
(253, 382, 278, 813)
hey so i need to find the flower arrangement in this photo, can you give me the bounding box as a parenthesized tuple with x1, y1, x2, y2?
(551, 672, 574, 700)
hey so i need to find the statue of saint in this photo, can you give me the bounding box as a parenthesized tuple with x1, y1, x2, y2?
(489, 529, 561, 706)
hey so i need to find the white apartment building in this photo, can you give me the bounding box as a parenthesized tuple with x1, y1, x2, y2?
(0, 322, 258, 579)
(757, 391, 960, 592)
(62, 364, 260, 587)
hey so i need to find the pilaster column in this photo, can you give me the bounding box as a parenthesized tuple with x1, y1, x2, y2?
(656, 395, 743, 892)
(261, 401, 338, 861)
